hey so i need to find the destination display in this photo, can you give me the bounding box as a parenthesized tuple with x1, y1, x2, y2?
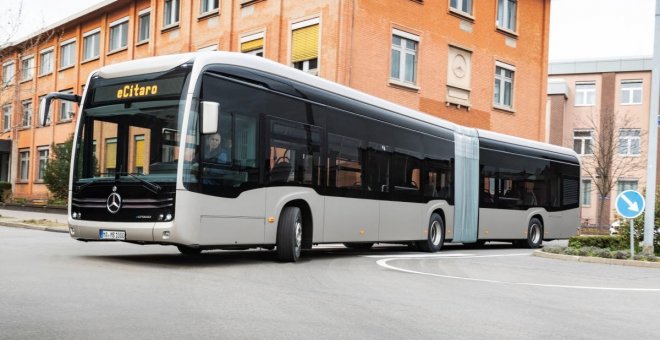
(92, 76, 186, 104)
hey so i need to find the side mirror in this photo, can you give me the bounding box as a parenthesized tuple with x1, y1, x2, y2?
(201, 101, 219, 134)
(39, 92, 81, 126)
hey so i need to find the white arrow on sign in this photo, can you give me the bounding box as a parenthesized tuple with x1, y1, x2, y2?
(621, 193, 639, 212)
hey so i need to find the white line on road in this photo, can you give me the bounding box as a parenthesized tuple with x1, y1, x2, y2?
(375, 254, 660, 292)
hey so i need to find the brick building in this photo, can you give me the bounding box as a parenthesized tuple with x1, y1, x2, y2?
(547, 58, 655, 226)
(0, 0, 551, 201)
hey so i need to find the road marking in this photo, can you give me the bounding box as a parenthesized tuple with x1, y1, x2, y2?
(375, 254, 660, 292)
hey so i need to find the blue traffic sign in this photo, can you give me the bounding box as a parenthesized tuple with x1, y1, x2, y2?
(615, 190, 645, 219)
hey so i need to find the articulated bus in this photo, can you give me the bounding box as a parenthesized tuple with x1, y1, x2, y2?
(40, 52, 580, 262)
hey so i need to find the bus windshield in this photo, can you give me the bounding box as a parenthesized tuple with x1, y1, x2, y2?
(73, 65, 191, 185)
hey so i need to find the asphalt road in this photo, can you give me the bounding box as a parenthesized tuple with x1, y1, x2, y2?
(1, 226, 660, 340)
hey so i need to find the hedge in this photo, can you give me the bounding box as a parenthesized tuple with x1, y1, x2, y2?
(568, 235, 631, 251)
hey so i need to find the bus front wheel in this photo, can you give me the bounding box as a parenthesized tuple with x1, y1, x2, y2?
(276, 206, 303, 262)
(417, 213, 445, 252)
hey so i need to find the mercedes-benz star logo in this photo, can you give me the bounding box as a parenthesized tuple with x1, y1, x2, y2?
(106, 192, 122, 214)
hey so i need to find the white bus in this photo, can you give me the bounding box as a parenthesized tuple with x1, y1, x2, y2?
(40, 52, 580, 262)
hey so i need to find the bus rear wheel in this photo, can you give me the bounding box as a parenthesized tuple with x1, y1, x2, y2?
(276, 206, 303, 262)
(417, 213, 445, 252)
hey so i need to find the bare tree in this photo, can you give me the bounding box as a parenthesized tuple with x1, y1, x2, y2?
(577, 110, 647, 226)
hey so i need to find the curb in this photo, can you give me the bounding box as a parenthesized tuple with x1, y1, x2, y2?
(534, 250, 660, 268)
(0, 221, 69, 234)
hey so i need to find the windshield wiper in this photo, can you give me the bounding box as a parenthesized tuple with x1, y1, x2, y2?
(115, 172, 162, 193)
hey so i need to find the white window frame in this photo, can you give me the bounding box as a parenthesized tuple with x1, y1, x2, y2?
(619, 128, 641, 156)
(2, 104, 11, 131)
(575, 82, 596, 106)
(494, 61, 515, 110)
(581, 179, 592, 206)
(82, 29, 101, 62)
(59, 38, 77, 70)
(497, 0, 517, 32)
(109, 17, 129, 53)
(573, 129, 594, 156)
(617, 179, 638, 195)
(21, 100, 32, 128)
(200, 0, 220, 16)
(621, 80, 643, 105)
(59, 89, 75, 122)
(19, 149, 30, 182)
(20, 55, 34, 81)
(37, 146, 49, 182)
(390, 29, 419, 87)
(137, 9, 151, 44)
(449, 0, 473, 16)
(2, 61, 15, 86)
(163, 0, 180, 28)
(39, 47, 54, 76)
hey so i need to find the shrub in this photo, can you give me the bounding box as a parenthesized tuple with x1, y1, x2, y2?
(543, 246, 565, 254)
(0, 181, 11, 202)
(568, 235, 628, 251)
(634, 254, 646, 261)
(565, 247, 580, 256)
(596, 249, 612, 258)
(612, 250, 630, 260)
(647, 255, 658, 262)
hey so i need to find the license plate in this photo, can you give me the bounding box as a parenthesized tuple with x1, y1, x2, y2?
(100, 230, 126, 240)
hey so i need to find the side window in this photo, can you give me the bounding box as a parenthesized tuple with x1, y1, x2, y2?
(268, 118, 322, 187)
(328, 133, 364, 192)
(422, 135, 453, 202)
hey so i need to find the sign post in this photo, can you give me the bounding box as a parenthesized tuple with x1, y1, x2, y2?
(615, 190, 646, 257)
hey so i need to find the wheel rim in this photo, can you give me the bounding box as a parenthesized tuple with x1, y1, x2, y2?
(530, 223, 541, 244)
(294, 215, 302, 257)
(430, 220, 442, 246)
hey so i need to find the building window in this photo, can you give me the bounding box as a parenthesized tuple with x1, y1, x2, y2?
(19, 149, 30, 182)
(201, 0, 219, 15)
(109, 18, 129, 52)
(137, 10, 151, 43)
(581, 179, 592, 206)
(291, 18, 320, 75)
(621, 80, 642, 105)
(21, 56, 34, 81)
(37, 146, 49, 181)
(21, 100, 32, 127)
(105, 138, 117, 174)
(2, 62, 15, 86)
(164, 0, 180, 28)
(390, 29, 419, 86)
(573, 130, 593, 155)
(617, 180, 638, 195)
(240, 32, 264, 57)
(575, 82, 596, 106)
(450, 0, 472, 16)
(39, 48, 54, 75)
(59, 89, 75, 121)
(494, 62, 515, 109)
(134, 135, 145, 174)
(497, 0, 517, 32)
(2, 104, 11, 131)
(38, 95, 51, 125)
(59, 39, 76, 69)
(83, 30, 101, 61)
(619, 129, 641, 156)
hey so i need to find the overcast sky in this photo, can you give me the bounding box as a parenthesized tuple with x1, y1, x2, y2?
(1, 0, 656, 61)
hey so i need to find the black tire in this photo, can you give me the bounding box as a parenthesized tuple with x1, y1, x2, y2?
(417, 213, 445, 252)
(343, 242, 374, 250)
(276, 206, 303, 262)
(525, 217, 543, 249)
(177, 245, 202, 255)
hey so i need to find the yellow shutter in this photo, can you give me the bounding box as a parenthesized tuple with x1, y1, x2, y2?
(291, 24, 319, 63)
(135, 138, 145, 167)
(241, 38, 263, 53)
(105, 140, 116, 169)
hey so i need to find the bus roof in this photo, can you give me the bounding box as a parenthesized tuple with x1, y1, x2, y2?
(92, 51, 579, 161)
